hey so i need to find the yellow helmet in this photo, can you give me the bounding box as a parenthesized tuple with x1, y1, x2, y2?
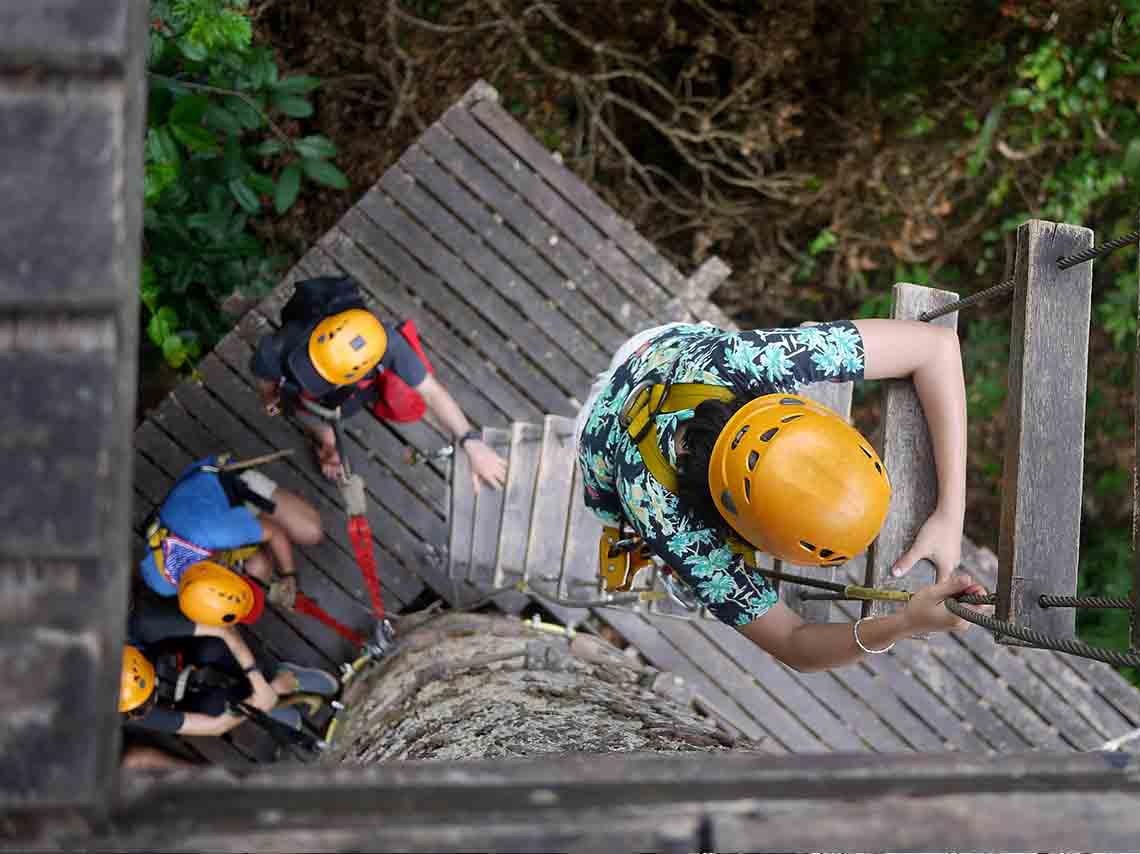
(120, 645, 156, 713)
(178, 561, 256, 627)
(289, 309, 387, 395)
(708, 394, 891, 566)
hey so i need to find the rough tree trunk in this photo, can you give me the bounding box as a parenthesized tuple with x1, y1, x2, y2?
(321, 612, 768, 763)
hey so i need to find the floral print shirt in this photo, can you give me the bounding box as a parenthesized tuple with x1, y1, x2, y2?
(577, 321, 866, 628)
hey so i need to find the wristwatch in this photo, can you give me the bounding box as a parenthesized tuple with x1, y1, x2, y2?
(458, 429, 482, 448)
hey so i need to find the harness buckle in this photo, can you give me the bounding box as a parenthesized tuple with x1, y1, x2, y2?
(618, 380, 655, 430)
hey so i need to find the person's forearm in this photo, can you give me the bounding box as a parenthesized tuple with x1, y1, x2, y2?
(782, 613, 912, 672)
(911, 329, 967, 520)
(419, 377, 471, 438)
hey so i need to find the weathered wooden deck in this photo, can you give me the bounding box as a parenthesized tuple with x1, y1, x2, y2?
(131, 81, 1138, 764)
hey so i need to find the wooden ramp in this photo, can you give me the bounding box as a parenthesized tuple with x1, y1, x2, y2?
(131, 81, 1138, 763)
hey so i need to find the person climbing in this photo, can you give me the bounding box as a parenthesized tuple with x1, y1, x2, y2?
(120, 594, 338, 738)
(576, 319, 986, 670)
(139, 454, 322, 611)
(249, 275, 505, 492)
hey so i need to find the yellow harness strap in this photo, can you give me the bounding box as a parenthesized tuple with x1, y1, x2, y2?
(621, 382, 735, 494)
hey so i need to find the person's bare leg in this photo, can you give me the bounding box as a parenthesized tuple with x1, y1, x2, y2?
(121, 744, 195, 770)
(243, 547, 273, 585)
(265, 488, 322, 546)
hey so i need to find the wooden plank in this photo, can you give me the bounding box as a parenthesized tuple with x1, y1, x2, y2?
(469, 97, 688, 300)
(791, 378, 854, 623)
(447, 429, 476, 603)
(416, 123, 658, 334)
(358, 181, 597, 394)
(374, 172, 611, 377)
(649, 618, 831, 752)
(444, 106, 676, 322)
(558, 464, 604, 601)
(1058, 656, 1140, 729)
(468, 428, 509, 590)
(303, 238, 540, 425)
(864, 283, 959, 619)
(691, 621, 880, 752)
(494, 423, 544, 588)
(1018, 651, 1136, 741)
(523, 416, 578, 602)
(596, 610, 771, 744)
(997, 220, 1093, 641)
(393, 148, 628, 352)
(129, 413, 342, 669)
(194, 343, 431, 608)
(333, 207, 573, 416)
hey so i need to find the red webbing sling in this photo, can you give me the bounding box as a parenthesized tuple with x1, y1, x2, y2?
(294, 591, 365, 646)
(347, 516, 385, 622)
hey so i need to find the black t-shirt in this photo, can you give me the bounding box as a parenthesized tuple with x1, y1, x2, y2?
(123, 597, 273, 734)
(250, 318, 428, 414)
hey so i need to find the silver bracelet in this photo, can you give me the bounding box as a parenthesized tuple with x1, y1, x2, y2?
(853, 617, 895, 655)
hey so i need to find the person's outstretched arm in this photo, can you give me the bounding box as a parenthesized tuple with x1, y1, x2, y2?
(416, 373, 507, 492)
(853, 318, 967, 582)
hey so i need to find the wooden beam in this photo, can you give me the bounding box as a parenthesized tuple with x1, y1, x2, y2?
(997, 220, 1093, 642)
(864, 283, 960, 619)
(0, 0, 145, 820)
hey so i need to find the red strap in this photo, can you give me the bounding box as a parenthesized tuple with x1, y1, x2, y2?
(294, 591, 365, 646)
(398, 319, 434, 374)
(347, 515, 385, 621)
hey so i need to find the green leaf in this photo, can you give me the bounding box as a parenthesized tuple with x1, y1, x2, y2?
(808, 228, 838, 256)
(272, 94, 314, 118)
(226, 95, 264, 130)
(1124, 138, 1140, 179)
(147, 305, 179, 348)
(149, 32, 167, 65)
(301, 157, 349, 189)
(247, 172, 276, 195)
(293, 135, 337, 160)
(153, 127, 181, 165)
(162, 334, 187, 369)
(275, 164, 302, 214)
(273, 75, 321, 95)
(229, 177, 261, 214)
(205, 104, 243, 135)
(253, 139, 287, 157)
(171, 123, 222, 155)
(178, 36, 208, 62)
(170, 93, 210, 127)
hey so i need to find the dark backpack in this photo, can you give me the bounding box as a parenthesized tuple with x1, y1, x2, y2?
(280, 275, 366, 327)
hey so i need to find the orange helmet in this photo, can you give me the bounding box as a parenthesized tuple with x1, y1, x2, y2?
(289, 309, 387, 395)
(178, 561, 256, 626)
(120, 645, 156, 713)
(708, 394, 891, 567)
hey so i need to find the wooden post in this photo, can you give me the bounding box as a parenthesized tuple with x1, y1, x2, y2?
(0, 0, 145, 821)
(863, 283, 960, 619)
(997, 220, 1093, 643)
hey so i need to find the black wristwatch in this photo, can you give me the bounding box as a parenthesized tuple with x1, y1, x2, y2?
(458, 429, 482, 448)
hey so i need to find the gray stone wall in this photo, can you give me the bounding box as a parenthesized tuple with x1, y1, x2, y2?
(0, 0, 145, 816)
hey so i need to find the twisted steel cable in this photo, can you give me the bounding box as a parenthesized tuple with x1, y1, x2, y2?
(945, 598, 1140, 669)
(1056, 229, 1140, 269)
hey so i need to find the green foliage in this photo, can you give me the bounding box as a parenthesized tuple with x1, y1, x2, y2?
(144, 0, 347, 369)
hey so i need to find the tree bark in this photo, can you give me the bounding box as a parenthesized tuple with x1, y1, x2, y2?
(321, 612, 769, 763)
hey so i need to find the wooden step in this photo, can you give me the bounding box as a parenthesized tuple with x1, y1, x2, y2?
(468, 427, 510, 590)
(523, 416, 578, 603)
(493, 422, 544, 588)
(559, 463, 604, 602)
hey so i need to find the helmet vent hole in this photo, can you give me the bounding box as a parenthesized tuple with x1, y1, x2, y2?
(743, 477, 751, 502)
(828, 555, 847, 564)
(746, 450, 759, 470)
(781, 414, 804, 423)
(780, 397, 804, 406)
(799, 540, 816, 552)
(760, 427, 779, 442)
(223, 614, 236, 623)
(819, 548, 834, 558)
(860, 446, 872, 459)
(875, 461, 882, 474)
(731, 425, 750, 449)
